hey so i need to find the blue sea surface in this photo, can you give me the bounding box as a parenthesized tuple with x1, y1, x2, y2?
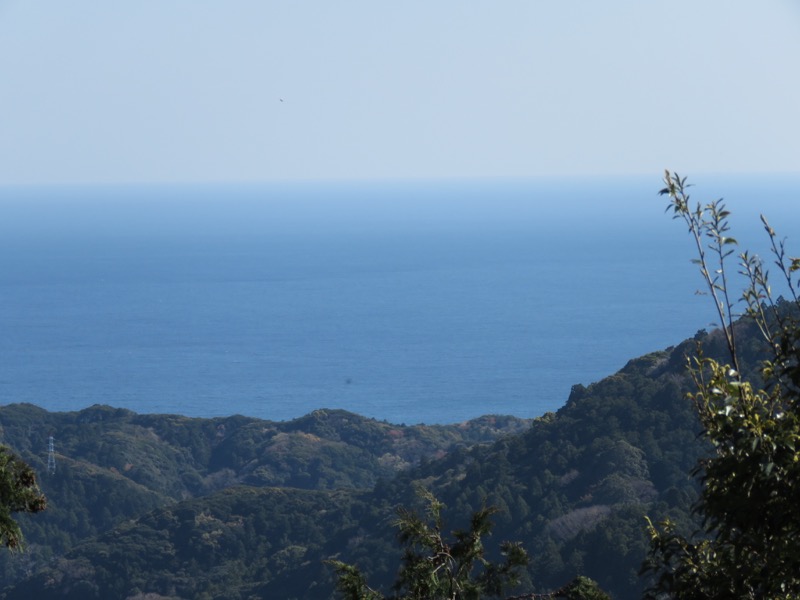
(0, 176, 797, 424)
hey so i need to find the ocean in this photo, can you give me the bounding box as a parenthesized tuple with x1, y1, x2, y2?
(0, 175, 797, 424)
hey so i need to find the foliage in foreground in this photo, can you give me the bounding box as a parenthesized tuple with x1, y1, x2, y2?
(643, 172, 800, 598)
(329, 488, 609, 600)
(0, 445, 46, 550)
(329, 487, 529, 599)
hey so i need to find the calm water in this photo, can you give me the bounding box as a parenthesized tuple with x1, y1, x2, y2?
(0, 175, 797, 424)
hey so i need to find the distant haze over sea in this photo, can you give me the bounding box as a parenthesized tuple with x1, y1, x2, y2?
(0, 175, 797, 424)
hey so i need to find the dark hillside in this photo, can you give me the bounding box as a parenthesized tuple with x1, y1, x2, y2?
(0, 405, 529, 590)
(346, 346, 706, 598)
(3, 487, 367, 600)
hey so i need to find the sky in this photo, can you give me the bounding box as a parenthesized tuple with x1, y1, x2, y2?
(1, 1, 799, 185)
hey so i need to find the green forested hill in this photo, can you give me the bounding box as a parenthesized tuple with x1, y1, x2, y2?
(0, 324, 767, 599)
(0, 406, 529, 592)
(0, 405, 532, 499)
(340, 344, 709, 598)
(4, 487, 369, 600)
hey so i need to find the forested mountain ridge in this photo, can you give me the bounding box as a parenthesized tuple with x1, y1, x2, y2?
(0, 405, 532, 497)
(0, 322, 769, 599)
(0, 405, 530, 591)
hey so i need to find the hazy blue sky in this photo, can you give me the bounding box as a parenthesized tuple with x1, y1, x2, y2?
(1, 1, 799, 185)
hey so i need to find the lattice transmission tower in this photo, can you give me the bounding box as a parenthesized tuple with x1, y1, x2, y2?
(47, 435, 56, 475)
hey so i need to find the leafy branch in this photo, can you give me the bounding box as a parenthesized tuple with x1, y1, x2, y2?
(660, 170, 741, 373)
(645, 173, 800, 599)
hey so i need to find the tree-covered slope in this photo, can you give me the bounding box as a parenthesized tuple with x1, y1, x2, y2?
(0, 405, 529, 591)
(0, 405, 531, 500)
(342, 345, 707, 598)
(3, 487, 367, 600)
